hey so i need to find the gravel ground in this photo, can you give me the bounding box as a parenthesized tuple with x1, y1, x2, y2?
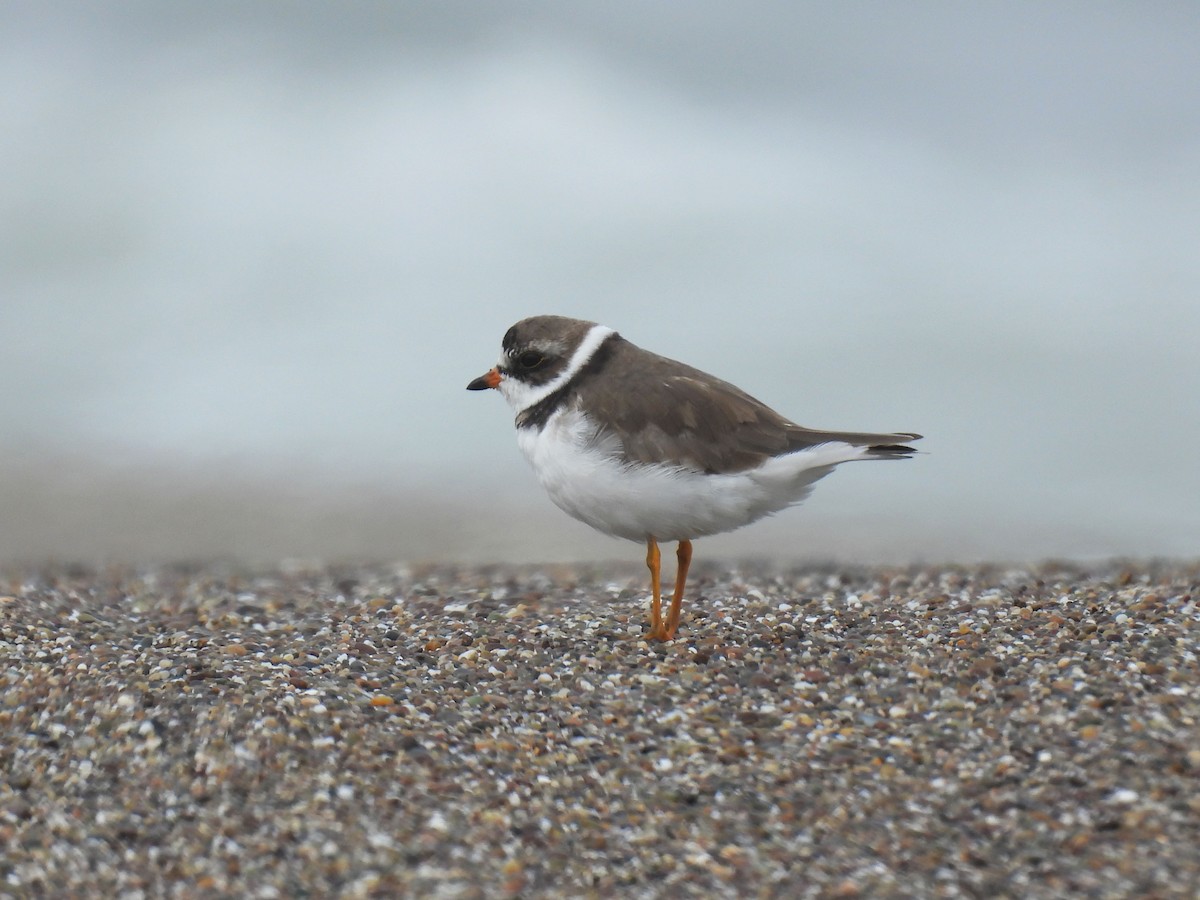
(2, 560, 1198, 898)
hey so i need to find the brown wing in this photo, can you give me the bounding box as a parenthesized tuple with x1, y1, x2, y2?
(577, 340, 920, 473)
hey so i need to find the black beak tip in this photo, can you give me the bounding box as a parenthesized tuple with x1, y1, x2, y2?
(466, 376, 490, 391)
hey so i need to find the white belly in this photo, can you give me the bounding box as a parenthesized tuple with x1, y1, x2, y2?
(515, 407, 858, 543)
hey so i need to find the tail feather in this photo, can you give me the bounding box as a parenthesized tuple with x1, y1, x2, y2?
(864, 440, 921, 460)
(786, 427, 922, 459)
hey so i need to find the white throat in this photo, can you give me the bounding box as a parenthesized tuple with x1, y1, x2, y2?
(498, 324, 615, 415)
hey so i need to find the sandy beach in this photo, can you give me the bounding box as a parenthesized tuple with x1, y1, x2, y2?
(2, 559, 1198, 897)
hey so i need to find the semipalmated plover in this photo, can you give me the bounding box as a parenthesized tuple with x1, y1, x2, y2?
(468, 315, 920, 641)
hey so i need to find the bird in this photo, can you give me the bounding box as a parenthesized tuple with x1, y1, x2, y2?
(467, 315, 920, 641)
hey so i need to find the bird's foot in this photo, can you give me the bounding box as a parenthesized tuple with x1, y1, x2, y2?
(645, 624, 676, 642)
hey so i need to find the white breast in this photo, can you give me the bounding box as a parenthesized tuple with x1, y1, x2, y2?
(515, 406, 864, 543)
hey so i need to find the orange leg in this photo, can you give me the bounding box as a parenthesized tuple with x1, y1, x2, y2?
(663, 539, 693, 639)
(645, 537, 664, 639)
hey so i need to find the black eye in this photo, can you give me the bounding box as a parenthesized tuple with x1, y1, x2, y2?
(517, 350, 545, 369)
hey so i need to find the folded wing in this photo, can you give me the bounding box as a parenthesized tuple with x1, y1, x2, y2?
(582, 342, 920, 473)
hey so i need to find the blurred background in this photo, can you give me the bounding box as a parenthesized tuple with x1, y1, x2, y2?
(3, 2, 1198, 566)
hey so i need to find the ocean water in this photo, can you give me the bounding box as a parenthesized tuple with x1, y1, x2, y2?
(3, 3, 1198, 563)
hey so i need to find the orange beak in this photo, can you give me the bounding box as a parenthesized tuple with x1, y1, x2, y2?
(466, 367, 502, 391)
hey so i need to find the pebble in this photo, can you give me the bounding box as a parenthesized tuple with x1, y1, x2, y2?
(1, 560, 1198, 896)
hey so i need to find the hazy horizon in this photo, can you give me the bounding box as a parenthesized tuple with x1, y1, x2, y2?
(4, 2, 1198, 565)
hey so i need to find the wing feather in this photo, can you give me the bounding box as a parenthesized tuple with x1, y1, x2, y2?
(577, 340, 920, 473)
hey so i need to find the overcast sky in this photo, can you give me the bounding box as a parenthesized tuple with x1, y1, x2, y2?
(3, 2, 1198, 564)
